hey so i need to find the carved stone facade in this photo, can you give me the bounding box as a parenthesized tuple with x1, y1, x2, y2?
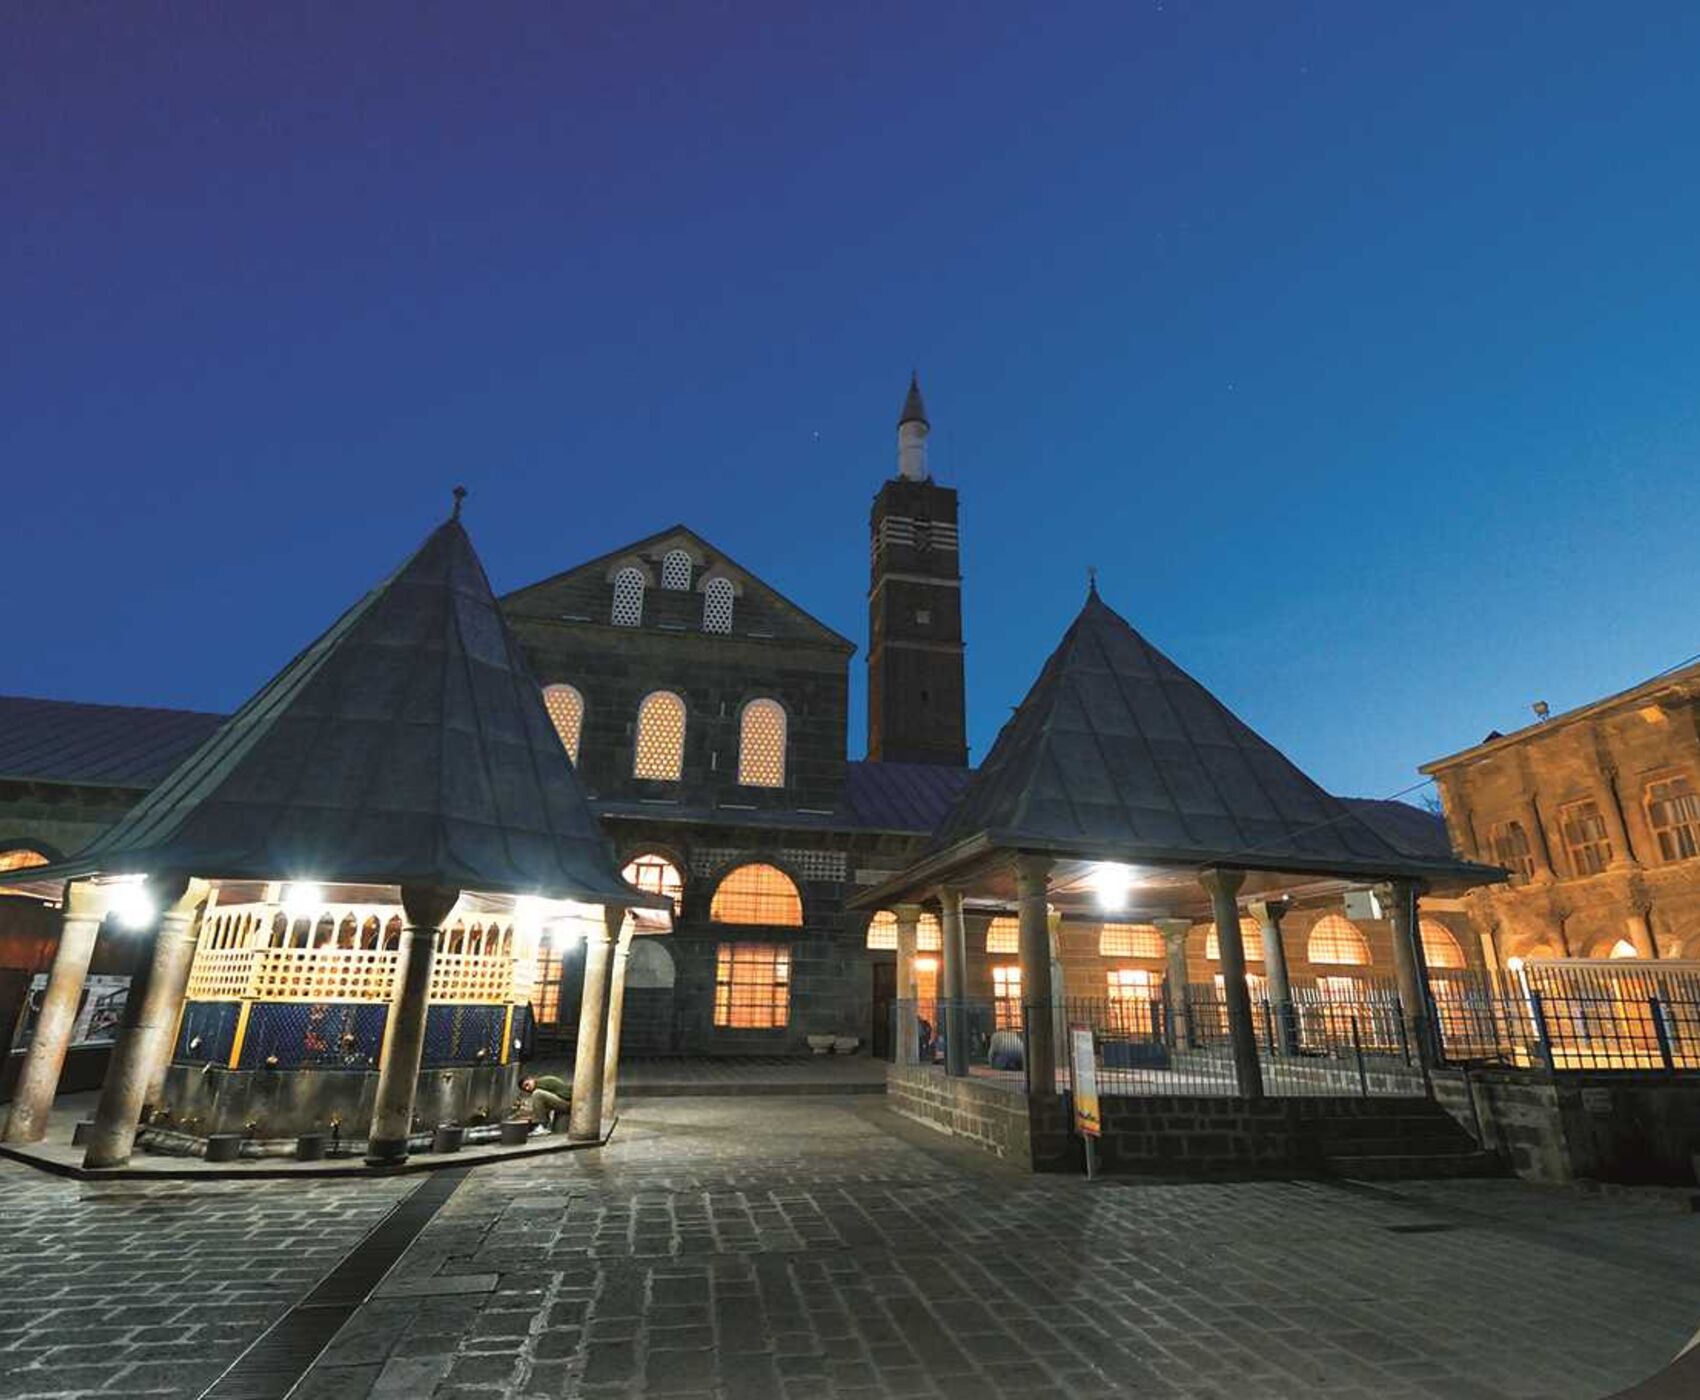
(1421, 664, 1700, 965)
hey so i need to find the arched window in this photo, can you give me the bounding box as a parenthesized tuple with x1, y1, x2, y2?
(633, 691, 686, 780)
(661, 549, 693, 591)
(1308, 913, 1371, 966)
(866, 910, 898, 950)
(1099, 923, 1164, 959)
(1608, 938, 1639, 959)
(985, 916, 1020, 954)
(622, 852, 684, 914)
(703, 576, 735, 634)
(0, 847, 49, 896)
(611, 566, 646, 627)
(542, 684, 584, 765)
(1205, 918, 1265, 962)
(737, 698, 786, 788)
(917, 913, 942, 952)
(710, 863, 803, 926)
(1419, 919, 1466, 970)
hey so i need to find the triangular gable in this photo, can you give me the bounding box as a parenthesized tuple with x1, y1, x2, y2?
(31, 517, 654, 904)
(502, 524, 854, 652)
(932, 591, 1424, 873)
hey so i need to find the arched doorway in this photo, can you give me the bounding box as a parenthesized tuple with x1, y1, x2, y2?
(618, 938, 677, 1054)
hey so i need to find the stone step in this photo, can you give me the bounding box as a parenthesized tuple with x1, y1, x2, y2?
(1325, 1150, 1505, 1180)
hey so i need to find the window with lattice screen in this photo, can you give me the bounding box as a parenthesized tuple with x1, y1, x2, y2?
(991, 964, 1022, 1030)
(985, 916, 1019, 954)
(713, 942, 790, 1028)
(866, 910, 897, 950)
(1489, 820, 1536, 883)
(661, 549, 692, 590)
(1307, 914, 1370, 965)
(611, 566, 645, 626)
(738, 699, 786, 787)
(622, 852, 684, 913)
(1419, 919, 1466, 969)
(1107, 968, 1159, 1033)
(703, 577, 734, 633)
(1099, 923, 1164, 959)
(541, 684, 584, 764)
(710, 863, 803, 926)
(1559, 799, 1612, 876)
(633, 691, 685, 780)
(1646, 774, 1700, 863)
(1205, 918, 1265, 962)
(917, 913, 941, 952)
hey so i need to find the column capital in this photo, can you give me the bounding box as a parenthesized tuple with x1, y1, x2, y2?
(1013, 854, 1052, 894)
(936, 885, 965, 914)
(1197, 868, 1245, 902)
(1246, 897, 1291, 927)
(1152, 917, 1193, 948)
(400, 884, 460, 929)
(892, 901, 925, 925)
(63, 879, 112, 922)
(602, 905, 627, 941)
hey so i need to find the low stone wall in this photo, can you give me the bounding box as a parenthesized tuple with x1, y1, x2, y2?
(159, 1062, 520, 1142)
(886, 1065, 1048, 1167)
(1436, 1068, 1700, 1185)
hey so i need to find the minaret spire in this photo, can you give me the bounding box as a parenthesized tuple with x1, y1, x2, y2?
(897, 372, 930, 480)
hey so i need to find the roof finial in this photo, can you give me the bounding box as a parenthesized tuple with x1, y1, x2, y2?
(1087, 565, 1098, 597)
(451, 485, 467, 521)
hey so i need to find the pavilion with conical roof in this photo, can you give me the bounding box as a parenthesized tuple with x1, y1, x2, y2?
(3, 497, 667, 1169)
(859, 584, 1503, 1103)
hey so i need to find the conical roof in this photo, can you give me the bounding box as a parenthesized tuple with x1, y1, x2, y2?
(898, 373, 928, 427)
(931, 590, 1472, 879)
(35, 512, 654, 904)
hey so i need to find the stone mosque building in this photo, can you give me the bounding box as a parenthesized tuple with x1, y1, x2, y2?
(0, 378, 1495, 1065)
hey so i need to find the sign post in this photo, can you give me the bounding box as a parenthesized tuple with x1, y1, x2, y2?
(1069, 1022, 1101, 1179)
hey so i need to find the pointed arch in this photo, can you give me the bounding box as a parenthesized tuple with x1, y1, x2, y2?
(710, 863, 803, 926)
(1308, 914, 1370, 966)
(622, 851, 685, 913)
(1419, 919, 1466, 970)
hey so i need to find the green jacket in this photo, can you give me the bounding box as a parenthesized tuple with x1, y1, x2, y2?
(529, 1075, 570, 1099)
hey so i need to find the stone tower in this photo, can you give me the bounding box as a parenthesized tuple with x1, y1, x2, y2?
(866, 375, 968, 767)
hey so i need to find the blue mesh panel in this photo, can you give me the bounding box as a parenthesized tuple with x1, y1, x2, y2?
(423, 1004, 507, 1067)
(238, 1002, 388, 1071)
(174, 1001, 241, 1065)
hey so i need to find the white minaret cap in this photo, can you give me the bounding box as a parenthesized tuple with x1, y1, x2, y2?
(897, 372, 929, 480)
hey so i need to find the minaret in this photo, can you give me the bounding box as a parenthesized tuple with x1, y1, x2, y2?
(866, 375, 969, 767)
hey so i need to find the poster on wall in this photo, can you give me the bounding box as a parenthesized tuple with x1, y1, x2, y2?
(9, 975, 131, 1052)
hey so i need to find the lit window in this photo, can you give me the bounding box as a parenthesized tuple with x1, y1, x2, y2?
(737, 699, 786, 788)
(612, 566, 645, 626)
(1559, 799, 1612, 876)
(1106, 967, 1157, 1034)
(622, 852, 684, 914)
(1205, 917, 1265, 962)
(534, 944, 562, 1027)
(1489, 821, 1536, 883)
(713, 942, 790, 1028)
(1609, 938, 1639, 959)
(541, 684, 584, 764)
(633, 691, 685, 780)
(1645, 775, 1700, 863)
(661, 549, 692, 591)
(991, 964, 1023, 1030)
(703, 577, 735, 633)
(985, 916, 1019, 955)
(1317, 974, 1363, 1001)
(1099, 923, 1164, 959)
(1307, 914, 1370, 966)
(917, 913, 942, 952)
(866, 910, 897, 950)
(710, 863, 803, 926)
(0, 847, 49, 897)
(1419, 919, 1466, 970)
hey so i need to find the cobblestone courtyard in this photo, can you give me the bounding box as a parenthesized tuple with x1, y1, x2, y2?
(1, 1095, 1697, 1399)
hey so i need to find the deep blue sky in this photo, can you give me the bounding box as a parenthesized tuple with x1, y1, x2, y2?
(7, 3, 1700, 799)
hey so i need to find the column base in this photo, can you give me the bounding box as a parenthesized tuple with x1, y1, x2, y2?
(82, 1143, 131, 1170)
(365, 1137, 410, 1167)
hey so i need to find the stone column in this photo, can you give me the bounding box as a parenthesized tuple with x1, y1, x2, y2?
(84, 876, 207, 1169)
(568, 906, 617, 1140)
(1521, 798, 1557, 883)
(365, 883, 459, 1166)
(600, 920, 635, 1120)
(1200, 869, 1261, 1098)
(1015, 856, 1057, 1095)
(142, 891, 214, 1113)
(1596, 766, 1639, 869)
(1047, 908, 1070, 1084)
(1626, 901, 1658, 960)
(1248, 898, 1296, 1055)
(4, 882, 111, 1144)
(939, 886, 969, 1078)
(893, 904, 921, 1065)
(1379, 880, 1436, 1069)
(1155, 918, 1194, 1048)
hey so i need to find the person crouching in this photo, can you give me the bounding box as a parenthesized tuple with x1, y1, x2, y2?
(519, 1074, 571, 1134)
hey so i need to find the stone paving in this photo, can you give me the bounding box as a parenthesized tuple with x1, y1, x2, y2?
(0, 1167, 412, 1397)
(1, 1094, 1698, 1398)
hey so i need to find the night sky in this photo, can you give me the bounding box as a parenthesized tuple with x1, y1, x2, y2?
(8, 3, 1700, 800)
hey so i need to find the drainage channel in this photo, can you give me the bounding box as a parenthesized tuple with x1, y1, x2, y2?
(198, 1167, 470, 1400)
